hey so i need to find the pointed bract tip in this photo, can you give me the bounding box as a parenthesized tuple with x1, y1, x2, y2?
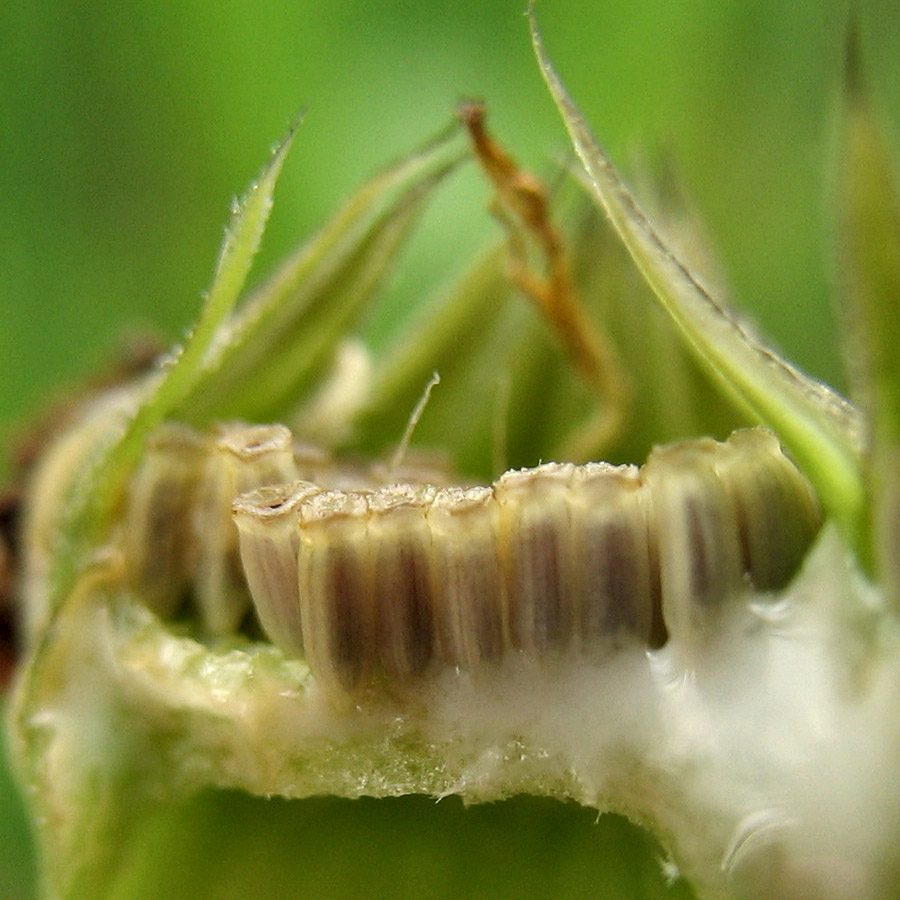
(265, 113, 303, 177)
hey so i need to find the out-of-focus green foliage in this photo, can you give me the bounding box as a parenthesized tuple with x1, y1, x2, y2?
(3, 2, 900, 898)
(7, 0, 900, 444)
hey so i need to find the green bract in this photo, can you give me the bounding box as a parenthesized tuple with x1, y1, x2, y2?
(8, 10, 900, 900)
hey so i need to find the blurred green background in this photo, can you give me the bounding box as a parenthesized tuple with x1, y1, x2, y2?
(3, 1, 900, 897)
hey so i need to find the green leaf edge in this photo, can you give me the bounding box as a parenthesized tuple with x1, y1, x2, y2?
(177, 123, 466, 423)
(74, 120, 298, 553)
(528, 6, 870, 563)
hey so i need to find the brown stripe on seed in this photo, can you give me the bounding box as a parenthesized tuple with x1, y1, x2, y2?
(427, 486, 504, 670)
(194, 423, 299, 636)
(367, 485, 436, 681)
(569, 463, 657, 653)
(323, 540, 372, 691)
(298, 490, 374, 693)
(643, 438, 746, 645)
(711, 429, 821, 593)
(124, 424, 206, 617)
(495, 464, 576, 654)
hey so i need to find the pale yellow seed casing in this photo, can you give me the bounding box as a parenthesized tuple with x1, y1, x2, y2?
(643, 428, 822, 653)
(710, 428, 821, 592)
(568, 462, 658, 654)
(232, 480, 322, 658)
(643, 436, 748, 654)
(296, 489, 375, 694)
(494, 463, 579, 655)
(426, 485, 504, 671)
(366, 485, 438, 682)
(124, 423, 206, 618)
(193, 423, 298, 636)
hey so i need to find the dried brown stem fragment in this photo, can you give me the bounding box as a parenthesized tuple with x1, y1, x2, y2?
(459, 101, 629, 457)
